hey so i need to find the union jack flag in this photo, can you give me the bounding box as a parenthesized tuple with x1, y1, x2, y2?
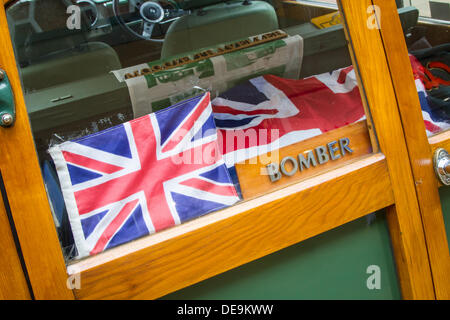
(212, 68, 366, 167)
(49, 93, 239, 258)
(212, 62, 450, 168)
(409, 55, 450, 135)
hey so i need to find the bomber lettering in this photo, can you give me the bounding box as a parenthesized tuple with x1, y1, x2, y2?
(266, 138, 353, 182)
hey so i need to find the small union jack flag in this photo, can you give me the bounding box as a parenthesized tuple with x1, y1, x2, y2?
(49, 93, 239, 258)
(212, 68, 366, 167)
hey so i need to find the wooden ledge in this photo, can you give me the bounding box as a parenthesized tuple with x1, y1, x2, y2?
(68, 153, 393, 299)
(429, 130, 450, 152)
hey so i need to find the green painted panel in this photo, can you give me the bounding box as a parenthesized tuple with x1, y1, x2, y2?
(0, 69, 15, 127)
(163, 212, 401, 300)
(438, 187, 450, 250)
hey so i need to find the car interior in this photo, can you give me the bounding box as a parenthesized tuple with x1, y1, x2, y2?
(5, 0, 448, 260)
(6, 0, 422, 144)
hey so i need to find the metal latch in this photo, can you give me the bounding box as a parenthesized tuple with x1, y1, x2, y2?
(433, 148, 450, 186)
(0, 69, 15, 127)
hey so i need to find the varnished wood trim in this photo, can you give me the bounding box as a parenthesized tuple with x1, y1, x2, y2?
(236, 121, 372, 200)
(372, 0, 450, 299)
(71, 154, 393, 299)
(0, 187, 31, 299)
(339, 0, 435, 299)
(0, 6, 74, 299)
(429, 131, 450, 154)
(385, 205, 413, 298)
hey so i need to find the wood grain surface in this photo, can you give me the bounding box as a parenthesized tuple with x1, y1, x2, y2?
(339, 0, 435, 299)
(0, 189, 31, 299)
(429, 131, 450, 154)
(236, 121, 372, 199)
(373, 0, 450, 299)
(0, 6, 74, 299)
(71, 154, 393, 299)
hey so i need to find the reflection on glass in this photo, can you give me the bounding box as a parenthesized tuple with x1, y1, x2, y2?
(395, 0, 450, 136)
(6, 0, 379, 261)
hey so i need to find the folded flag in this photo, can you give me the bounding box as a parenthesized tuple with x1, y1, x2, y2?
(212, 67, 366, 167)
(49, 93, 239, 258)
(409, 55, 450, 135)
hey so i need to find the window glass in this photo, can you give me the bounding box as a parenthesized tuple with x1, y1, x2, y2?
(403, 0, 450, 20)
(6, 0, 386, 262)
(394, 1, 450, 136)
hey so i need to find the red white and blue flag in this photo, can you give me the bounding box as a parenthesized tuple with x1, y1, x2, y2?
(49, 93, 239, 258)
(212, 63, 450, 168)
(409, 55, 450, 135)
(212, 68, 366, 167)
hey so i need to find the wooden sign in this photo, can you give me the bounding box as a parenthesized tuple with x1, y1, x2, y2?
(235, 121, 372, 199)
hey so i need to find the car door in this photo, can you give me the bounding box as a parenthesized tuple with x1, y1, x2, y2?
(374, 0, 450, 299)
(0, 0, 443, 299)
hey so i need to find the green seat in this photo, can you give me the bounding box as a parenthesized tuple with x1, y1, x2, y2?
(21, 42, 122, 91)
(161, 1, 279, 59)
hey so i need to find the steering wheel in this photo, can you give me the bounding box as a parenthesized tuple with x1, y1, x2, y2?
(76, 0, 99, 28)
(113, 0, 189, 42)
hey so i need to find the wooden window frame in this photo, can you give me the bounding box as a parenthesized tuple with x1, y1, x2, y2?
(0, 187, 31, 299)
(0, 0, 445, 299)
(370, 0, 450, 299)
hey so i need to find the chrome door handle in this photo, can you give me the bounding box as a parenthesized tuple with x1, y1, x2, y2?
(433, 148, 450, 186)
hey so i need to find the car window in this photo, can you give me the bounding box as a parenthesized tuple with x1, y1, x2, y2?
(6, 0, 381, 261)
(403, 0, 449, 20)
(395, 1, 450, 137)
